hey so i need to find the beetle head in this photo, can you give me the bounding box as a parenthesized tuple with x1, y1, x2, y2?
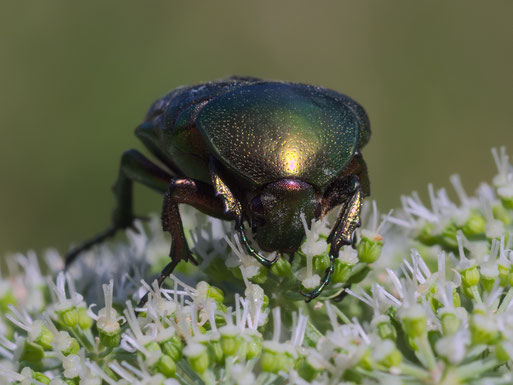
(249, 179, 320, 253)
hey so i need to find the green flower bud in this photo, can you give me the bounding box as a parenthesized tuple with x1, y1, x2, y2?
(359, 349, 373, 370)
(440, 312, 461, 336)
(154, 354, 176, 378)
(206, 338, 224, 364)
(481, 264, 499, 292)
(400, 304, 427, 338)
(184, 343, 209, 374)
(248, 267, 267, 284)
(461, 266, 480, 287)
(261, 347, 287, 373)
(161, 336, 183, 362)
(495, 342, 512, 362)
(332, 259, 352, 284)
(220, 326, 240, 356)
(461, 211, 486, 236)
(417, 222, 438, 246)
(498, 264, 511, 286)
(20, 341, 45, 362)
(57, 307, 79, 328)
(452, 290, 461, 308)
(55, 331, 80, 356)
(492, 204, 512, 225)
(470, 314, 499, 345)
(296, 354, 323, 381)
(498, 188, 513, 210)
(99, 329, 121, 348)
(357, 230, 384, 263)
(377, 321, 397, 341)
(0, 290, 16, 314)
(440, 223, 459, 249)
(373, 340, 402, 368)
(244, 331, 262, 360)
(77, 307, 93, 330)
(312, 254, 330, 272)
(270, 256, 293, 278)
(209, 287, 224, 303)
(33, 371, 51, 384)
(29, 321, 53, 350)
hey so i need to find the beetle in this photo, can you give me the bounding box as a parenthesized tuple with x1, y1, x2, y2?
(65, 76, 370, 303)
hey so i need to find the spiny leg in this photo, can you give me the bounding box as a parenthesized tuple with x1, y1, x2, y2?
(65, 149, 171, 268)
(300, 175, 362, 301)
(137, 177, 228, 309)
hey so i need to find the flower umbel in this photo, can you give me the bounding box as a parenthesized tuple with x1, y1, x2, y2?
(1, 147, 513, 384)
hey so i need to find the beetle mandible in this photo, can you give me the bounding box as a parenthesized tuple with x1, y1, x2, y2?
(65, 76, 371, 303)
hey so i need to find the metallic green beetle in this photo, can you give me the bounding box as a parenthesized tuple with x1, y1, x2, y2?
(66, 76, 370, 302)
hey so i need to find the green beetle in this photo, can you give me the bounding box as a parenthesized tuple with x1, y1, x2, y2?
(66, 76, 370, 302)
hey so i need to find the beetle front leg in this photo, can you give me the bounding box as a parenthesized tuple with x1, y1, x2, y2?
(65, 149, 172, 268)
(209, 157, 279, 267)
(300, 175, 361, 301)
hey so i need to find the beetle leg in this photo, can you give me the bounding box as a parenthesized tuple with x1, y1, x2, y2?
(137, 177, 228, 309)
(300, 176, 361, 301)
(65, 149, 172, 268)
(208, 157, 279, 267)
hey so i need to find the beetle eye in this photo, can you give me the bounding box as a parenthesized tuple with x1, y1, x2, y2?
(250, 196, 265, 225)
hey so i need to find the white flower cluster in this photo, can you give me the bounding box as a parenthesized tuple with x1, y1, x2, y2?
(0, 147, 513, 384)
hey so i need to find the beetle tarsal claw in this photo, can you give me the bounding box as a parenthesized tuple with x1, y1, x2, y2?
(298, 249, 335, 302)
(237, 224, 279, 267)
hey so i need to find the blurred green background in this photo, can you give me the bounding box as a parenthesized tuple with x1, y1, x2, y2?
(1, 1, 512, 256)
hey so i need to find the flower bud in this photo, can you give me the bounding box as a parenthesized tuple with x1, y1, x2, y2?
(400, 304, 427, 338)
(155, 354, 176, 378)
(243, 331, 262, 360)
(498, 184, 513, 210)
(184, 343, 209, 374)
(440, 223, 459, 249)
(57, 307, 79, 328)
(461, 266, 480, 287)
(461, 211, 486, 236)
(270, 256, 293, 278)
(0, 290, 16, 314)
(99, 329, 121, 348)
(480, 264, 499, 292)
(77, 307, 93, 330)
(296, 354, 323, 381)
(498, 263, 511, 286)
(417, 222, 438, 246)
(495, 340, 513, 365)
(377, 321, 397, 341)
(372, 340, 402, 368)
(312, 254, 330, 272)
(161, 336, 183, 362)
(492, 204, 512, 225)
(220, 325, 241, 357)
(62, 354, 81, 379)
(33, 371, 51, 385)
(54, 331, 80, 356)
(196, 282, 224, 303)
(261, 342, 288, 373)
(470, 313, 499, 345)
(249, 267, 268, 284)
(28, 321, 53, 350)
(440, 312, 461, 336)
(332, 260, 352, 284)
(20, 341, 45, 362)
(357, 230, 383, 264)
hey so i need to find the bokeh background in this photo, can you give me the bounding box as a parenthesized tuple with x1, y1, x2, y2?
(1, 1, 512, 256)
